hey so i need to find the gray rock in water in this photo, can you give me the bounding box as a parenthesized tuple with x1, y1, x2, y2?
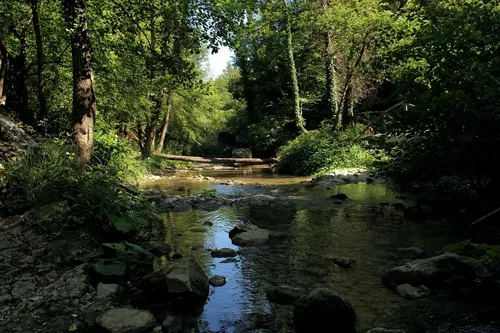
(368, 329, 406, 333)
(382, 253, 476, 288)
(0, 294, 12, 305)
(330, 193, 349, 201)
(293, 288, 357, 333)
(97, 308, 156, 333)
(97, 283, 120, 299)
(232, 229, 270, 246)
(396, 284, 430, 299)
(397, 247, 426, 259)
(332, 257, 356, 268)
(209, 276, 227, 287)
(266, 285, 305, 305)
(211, 248, 238, 258)
(164, 257, 209, 299)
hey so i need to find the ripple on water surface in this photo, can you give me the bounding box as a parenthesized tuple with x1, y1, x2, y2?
(159, 174, 499, 333)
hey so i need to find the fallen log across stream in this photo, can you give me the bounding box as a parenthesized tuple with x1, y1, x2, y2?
(155, 154, 279, 165)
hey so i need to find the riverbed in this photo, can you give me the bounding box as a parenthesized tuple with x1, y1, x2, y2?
(143, 166, 500, 333)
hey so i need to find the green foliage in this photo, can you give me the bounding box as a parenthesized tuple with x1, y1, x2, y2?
(4, 140, 156, 238)
(442, 240, 500, 273)
(277, 125, 379, 176)
(93, 130, 147, 182)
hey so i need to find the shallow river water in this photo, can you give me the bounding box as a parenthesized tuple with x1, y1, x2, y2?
(146, 167, 500, 333)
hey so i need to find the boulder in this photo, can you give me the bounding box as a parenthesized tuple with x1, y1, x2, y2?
(162, 315, 184, 333)
(232, 229, 270, 246)
(97, 308, 156, 333)
(209, 276, 227, 287)
(311, 175, 346, 187)
(396, 284, 430, 299)
(266, 285, 305, 305)
(382, 253, 476, 288)
(293, 288, 357, 333)
(211, 248, 238, 258)
(368, 329, 405, 333)
(232, 148, 252, 158)
(164, 257, 209, 299)
(230, 224, 270, 246)
(330, 193, 349, 201)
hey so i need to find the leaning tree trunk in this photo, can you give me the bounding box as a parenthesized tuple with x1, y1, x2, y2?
(63, 0, 96, 164)
(156, 91, 173, 153)
(284, 2, 307, 134)
(31, 0, 48, 119)
(0, 37, 7, 104)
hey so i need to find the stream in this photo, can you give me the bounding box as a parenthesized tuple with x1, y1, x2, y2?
(144, 166, 499, 333)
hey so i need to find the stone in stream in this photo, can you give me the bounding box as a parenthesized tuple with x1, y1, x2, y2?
(164, 257, 209, 299)
(211, 248, 238, 258)
(331, 257, 356, 268)
(397, 247, 426, 259)
(97, 308, 156, 333)
(382, 253, 477, 289)
(265, 285, 305, 305)
(209, 276, 227, 287)
(368, 329, 406, 333)
(330, 193, 349, 201)
(229, 224, 270, 246)
(293, 288, 357, 333)
(396, 284, 430, 299)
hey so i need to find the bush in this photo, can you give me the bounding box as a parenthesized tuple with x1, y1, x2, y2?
(93, 131, 148, 182)
(277, 125, 379, 176)
(3, 139, 156, 239)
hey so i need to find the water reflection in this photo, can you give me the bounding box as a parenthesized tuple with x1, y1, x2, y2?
(162, 188, 492, 333)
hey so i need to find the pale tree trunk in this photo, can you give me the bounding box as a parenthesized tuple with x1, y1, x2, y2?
(284, 1, 307, 134)
(31, 0, 48, 119)
(156, 91, 173, 153)
(142, 6, 159, 158)
(322, 0, 340, 126)
(0, 37, 7, 104)
(63, 0, 96, 164)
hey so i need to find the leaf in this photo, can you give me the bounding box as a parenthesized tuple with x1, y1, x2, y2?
(68, 323, 77, 332)
(110, 215, 135, 232)
(73, 248, 105, 262)
(94, 260, 127, 276)
(124, 241, 155, 258)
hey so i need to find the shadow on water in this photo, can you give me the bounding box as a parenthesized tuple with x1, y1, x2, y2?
(156, 167, 500, 333)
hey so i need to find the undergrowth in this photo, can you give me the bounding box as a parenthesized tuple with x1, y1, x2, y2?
(277, 125, 387, 176)
(3, 136, 158, 241)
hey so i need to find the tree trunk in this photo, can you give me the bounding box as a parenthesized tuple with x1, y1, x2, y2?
(63, 0, 96, 164)
(341, 85, 354, 126)
(157, 154, 279, 165)
(156, 91, 173, 153)
(141, 5, 160, 158)
(322, 0, 340, 126)
(137, 121, 144, 151)
(0, 37, 7, 104)
(7, 36, 31, 124)
(284, 2, 307, 134)
(31, 0, 48, 119)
